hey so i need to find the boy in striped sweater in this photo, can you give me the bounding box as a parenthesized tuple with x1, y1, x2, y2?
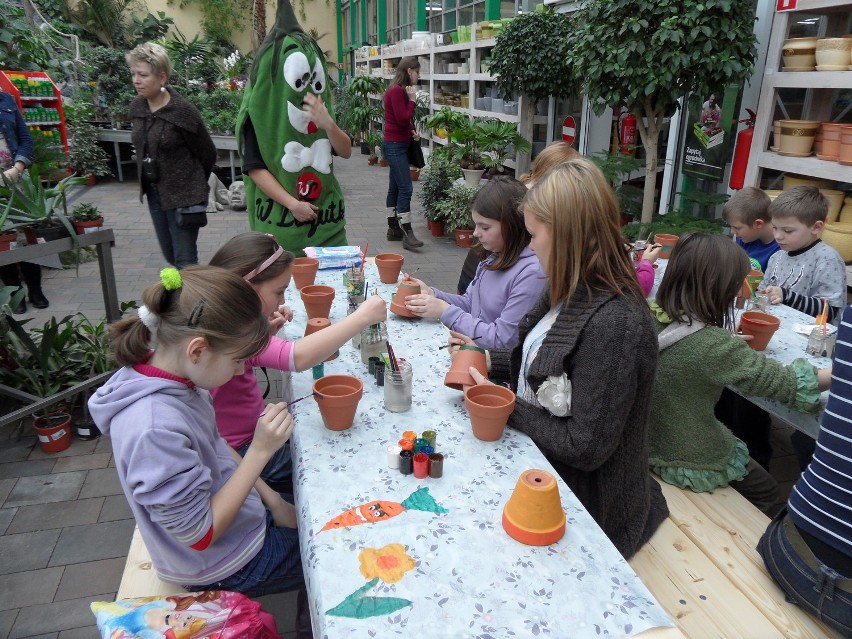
(761, 186, 846, 323)
(758, 304, 851, 636)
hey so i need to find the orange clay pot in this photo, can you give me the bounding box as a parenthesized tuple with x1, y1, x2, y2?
(300, 284, 335, 320)
(464, 383, 516, 441)
(390, 279, 420, 318)
(291, 257, 319, 290)
(739, 311, 781, 351)
(33, 412, 73, 454)
(313, 375, 363, 431)
(445, 345, 488, 391)
(654, 233, 679, 259)
(304, 317, 338, 361)
(375, 253, 404, 284)
(502, 469, 566, 546)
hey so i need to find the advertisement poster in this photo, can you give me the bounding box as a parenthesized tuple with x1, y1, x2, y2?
(682, 85, 740, 181)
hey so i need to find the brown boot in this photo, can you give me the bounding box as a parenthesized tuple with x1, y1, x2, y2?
(387, 215, 403, 241)
(401, 223, 424, 249)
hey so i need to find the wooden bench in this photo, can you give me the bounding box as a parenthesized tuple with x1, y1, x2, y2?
(629, 478, 842, 638)
(117, 527, 183, 599)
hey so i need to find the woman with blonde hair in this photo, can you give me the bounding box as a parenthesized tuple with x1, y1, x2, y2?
(459, 158, 668, 558)
(519, 141, 581, 186)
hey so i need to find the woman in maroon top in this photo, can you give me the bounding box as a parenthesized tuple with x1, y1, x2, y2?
(382, 56, 423, 250)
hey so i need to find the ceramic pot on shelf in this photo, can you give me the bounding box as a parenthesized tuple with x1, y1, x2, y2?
(300, 284, 335, 320)
(781, 37, 818, 70)
(777, 120, 821, 156)
(313, 375, 363, 431)
(502, 469, 566, 546)
(739, 311, 781, 351)
(815, 38, 852, 70)
(771, 120, 781, 151)
(375, 253, 404, 284)
(817, 123, 844, 161)
(445, 345, 488, 390)
(839, 197, 852, 224)
(782, 173, 834, 191)
(820, 189, 845, 223)
(839, 127, 852, 166)
(390, 279, 420, 318)
(464, 383, 516, 441)
(291, 257, 319, 290)
(820, 223, 852, 263)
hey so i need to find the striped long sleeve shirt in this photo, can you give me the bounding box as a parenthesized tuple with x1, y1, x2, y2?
(788, 304, 852, 559)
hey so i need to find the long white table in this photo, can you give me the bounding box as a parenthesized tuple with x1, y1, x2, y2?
(280, 264, 676, 638)
(650, 260, 831, 438)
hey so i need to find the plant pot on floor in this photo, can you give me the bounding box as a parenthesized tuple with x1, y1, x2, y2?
(33, 412, 73, 453)
(454, 228, 474, 248)
(360, 141, 371, 155)
(410, 168, 420, 181)
(379, 159, 388, 167)
(368, 157, 378, 166)
(429, 220, 445, 237)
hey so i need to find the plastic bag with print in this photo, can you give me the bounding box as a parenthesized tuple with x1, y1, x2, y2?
(90, 590, 281, 639)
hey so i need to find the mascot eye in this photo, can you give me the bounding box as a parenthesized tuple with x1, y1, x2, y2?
(283, 52, 311, 92)
(310, 58, 326, 93)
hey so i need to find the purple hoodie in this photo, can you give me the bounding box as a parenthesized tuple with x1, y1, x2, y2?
(88, 367, 266, 585)
(434, 246, 546, 348)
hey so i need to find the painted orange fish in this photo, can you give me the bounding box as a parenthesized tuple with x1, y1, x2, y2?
(321, 487, 448, 532)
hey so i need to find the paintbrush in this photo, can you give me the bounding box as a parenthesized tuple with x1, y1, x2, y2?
(287, 392, 320, 407)
(438, 335, 482, 349)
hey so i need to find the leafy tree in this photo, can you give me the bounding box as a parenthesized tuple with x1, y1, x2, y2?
(569, 0, 757, 225)
(0, 0, 57, 70)
(127, 11, 175, 46)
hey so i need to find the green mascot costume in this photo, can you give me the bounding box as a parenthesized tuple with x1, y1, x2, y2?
(237, 0, 346, 256)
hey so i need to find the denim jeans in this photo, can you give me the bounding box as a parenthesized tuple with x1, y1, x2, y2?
(145, 183, 199, 269)
(383, 140, 413, 223)
(236, 439, 292, 488)
(187, 510, 304, 597)
(758, 510, 852, 635)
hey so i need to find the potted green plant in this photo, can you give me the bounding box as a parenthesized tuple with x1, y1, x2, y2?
(366, 130, 383, 166)
(424, 107, 468, 157)
(1, 167, 88, 243)
(417, 153, 462, 236)
(70, 202, 105, 235)
(67, 119, 113, 184)
(345, 76, 384, 152)
(474, 119, 532, 176)
(436, 183, 478, 247)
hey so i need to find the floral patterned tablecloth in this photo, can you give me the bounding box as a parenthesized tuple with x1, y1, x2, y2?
(281, 265, 674, 639)
(651, 260, 831, 438)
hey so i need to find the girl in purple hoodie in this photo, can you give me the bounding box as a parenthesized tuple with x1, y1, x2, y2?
(405, 176, 546, 348)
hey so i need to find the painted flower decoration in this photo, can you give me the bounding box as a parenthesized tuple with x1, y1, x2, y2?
(536, 374, 572, 417)
(359, 544, 416, 584)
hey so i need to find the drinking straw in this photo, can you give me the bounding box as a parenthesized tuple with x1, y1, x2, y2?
(387, 343, 400, 372)
(359, 242, 369, 277)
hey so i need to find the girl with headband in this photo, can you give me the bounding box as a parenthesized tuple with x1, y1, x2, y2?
(88, 266, 309, 610)
(209, 232, 386, 488)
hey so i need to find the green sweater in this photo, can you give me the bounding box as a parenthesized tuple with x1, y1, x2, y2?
(649, 321, 821, 491)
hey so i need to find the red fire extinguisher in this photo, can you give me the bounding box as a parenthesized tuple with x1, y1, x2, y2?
(729, 108, 756, 191)
(619, 112, 637, 156)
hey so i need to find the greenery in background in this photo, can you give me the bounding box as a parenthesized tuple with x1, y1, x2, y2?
(87, 46, 137, 124)
(489, 6, 576, 103)
(417, 153, 463, 222)
(676, 189, 730, 220)
(621, 214, 727, 241)
(0, 167, 87, 236)
(587, 151, 645, 221)
(168, 0, 250, 44)
(190, 87, 242, 135)
(365, 130, 383, 160)
(128, 11, 175, 46)
(66, 0, 135, 47)
(457, 118, 531, 174)
(438, 184, 478, 233)
(342, 76, 385, 142)
(67, 118, 113, 177)
(70, 202, 103, 221)
(0, 0, 63, 71)
(568, 0, 758, 226)
(423, 107, 468, 159)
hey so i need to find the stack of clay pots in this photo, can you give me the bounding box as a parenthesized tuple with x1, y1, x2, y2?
(813, 122, 852, 166)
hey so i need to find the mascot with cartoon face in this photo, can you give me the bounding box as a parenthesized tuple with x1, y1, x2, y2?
(237, 0, 352, 256)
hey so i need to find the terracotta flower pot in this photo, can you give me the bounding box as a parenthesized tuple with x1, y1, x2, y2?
(300, 284, 335, 320)
(390, 279, 420, 318)
(72, 219, 104, 235)
(0, 230, 17, 251)
(313, 375, 363, 431)
(817, 123, 843, 161)
(410, 168, 420, 181)
(379, 158, 388, 167)
(654, 233, 679, 259)
(502, 469, 566, 546)
(445, 345, 488, 391)
(430, 220, 445, 237)
(291, 257, 319, 290)
(464, 383, 515, 441)
(839, 127, 852, 167)
(33, 412, 72, 453)
(739, 311, 781, 351)
(304, 317, 338, 361)
(454, 228, 474, 248)
(375, 253, 404, 284)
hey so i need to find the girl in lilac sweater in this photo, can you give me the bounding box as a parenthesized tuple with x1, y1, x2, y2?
(405, 176, 546, 348)
(209, 233, 386, 485)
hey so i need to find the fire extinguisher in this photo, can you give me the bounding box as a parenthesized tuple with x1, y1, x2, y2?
(729, 108, 756, 191)
(618, 112, 637, 156)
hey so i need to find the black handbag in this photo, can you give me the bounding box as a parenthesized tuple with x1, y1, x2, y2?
(407, 140, 425, 169)
(174, 203, 208, 229)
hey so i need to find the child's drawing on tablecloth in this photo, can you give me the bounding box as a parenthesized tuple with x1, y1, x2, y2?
(326, 544, 416, 618)
(321, 486, 448, 532)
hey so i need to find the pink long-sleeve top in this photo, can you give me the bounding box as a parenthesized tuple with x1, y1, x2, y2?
(383, 84, 416, 142)
(210, 336, 295, 449)
(635, 260, 655, 297)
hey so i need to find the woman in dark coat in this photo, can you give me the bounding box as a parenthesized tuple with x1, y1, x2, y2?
(127, 42, 216, 269)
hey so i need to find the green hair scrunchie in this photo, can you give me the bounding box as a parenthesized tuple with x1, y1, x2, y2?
(160, 268, 182, 291)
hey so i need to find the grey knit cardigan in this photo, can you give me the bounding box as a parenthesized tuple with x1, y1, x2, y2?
(489, 286, 668, 559)
(129, 88, 217, 211)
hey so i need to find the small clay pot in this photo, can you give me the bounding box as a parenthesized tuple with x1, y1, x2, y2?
(464, 383, 515, 441)
(375, 253, 404, 284)
(313, 375, 363, 431)
(840, 127, 852, 167)
(445, 345, 488, 391)
(390, 279, 420, 318)
(300, 284, 335, 320)
(739, 311, 781, 351)
(304, 317, 337, 361)
(502, 469, 565, 546)
(654, 233, 679, 259)
(33, 412, 73, 454)
(292, 257, 319, 290)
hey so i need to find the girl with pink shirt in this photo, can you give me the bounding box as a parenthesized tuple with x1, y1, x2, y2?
(209, 232, 386, 487)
